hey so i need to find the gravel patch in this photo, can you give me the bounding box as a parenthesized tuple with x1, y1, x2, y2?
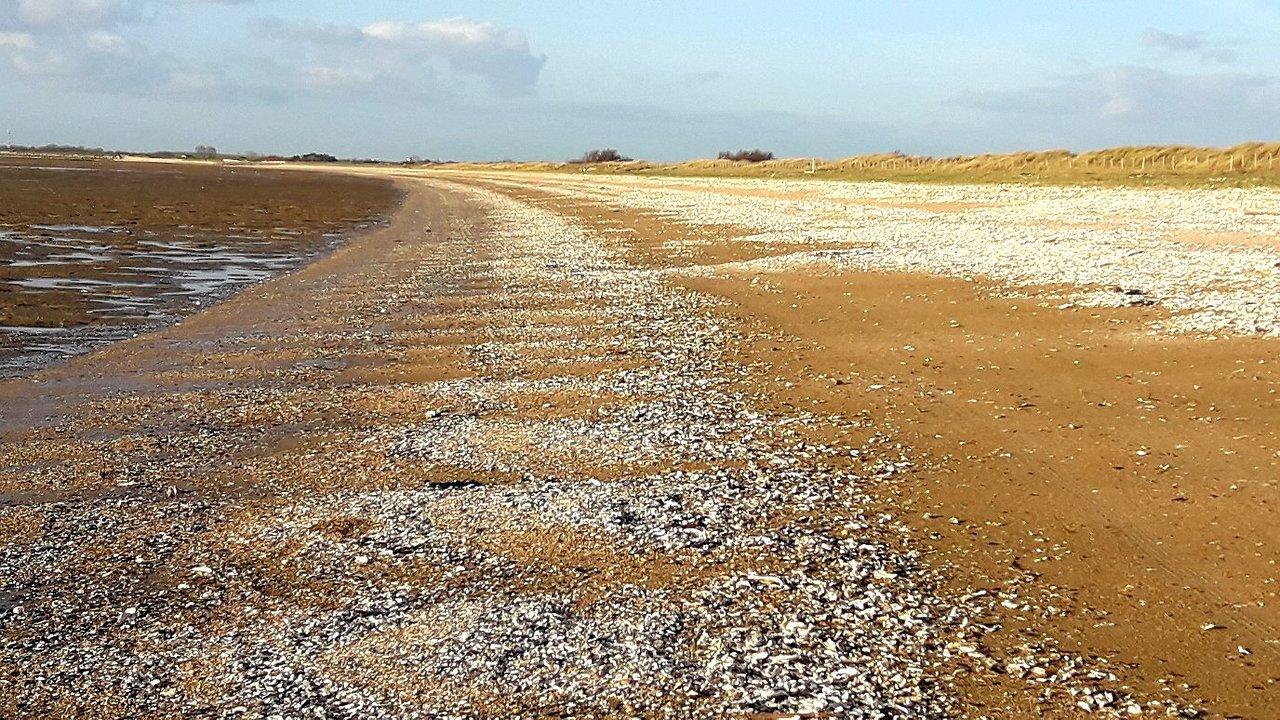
(0, 181, 1200, 718)
(472, 173, 1280, 337)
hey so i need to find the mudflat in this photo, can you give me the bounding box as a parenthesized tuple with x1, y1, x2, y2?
(1, 163, 1277, 718)
(0, 155, 399, 375)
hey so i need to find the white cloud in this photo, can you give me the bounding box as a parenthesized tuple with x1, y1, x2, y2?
(302, 65, 376, 89)
(1142, 27, 1203, 53)
(956, 65, 1280, 146)
(0, 26, 157, 86)
(3, 0, 546, 102)
(0, 29, 32, 47)
(7, 0, 134, 27)
(164, 69, 224, 92)
(1141, 27, 1236, 64)
(1, 2, 147, 86)
(363, 19, 497, 45)
(1, 0, 253, 28)
(0, 15, 277, 101)
(85, 30, 129, 53)
(362, 18, 545, 95)
(966, 65, 1279, 119)
(266, 16, 547, 98)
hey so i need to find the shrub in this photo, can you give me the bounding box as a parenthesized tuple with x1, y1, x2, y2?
(289, 152, 338, 163)
(574, 148, 630, 163)
(1, 143, 108, 155)
(718, 149, 774, 163)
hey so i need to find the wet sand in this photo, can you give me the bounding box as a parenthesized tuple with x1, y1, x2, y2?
(454, 175, 1279, 717)
(1, 164, 1276, 717)
(0, 155, 399, 375)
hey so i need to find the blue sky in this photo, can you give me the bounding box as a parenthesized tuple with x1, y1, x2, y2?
(3, 1, 1279, 160)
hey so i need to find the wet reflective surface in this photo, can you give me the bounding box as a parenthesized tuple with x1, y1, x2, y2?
(0, 225, 347, 376)
(0, 156, 401, 377)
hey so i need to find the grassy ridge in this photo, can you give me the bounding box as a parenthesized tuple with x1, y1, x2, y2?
(435, 142, 1280, 188)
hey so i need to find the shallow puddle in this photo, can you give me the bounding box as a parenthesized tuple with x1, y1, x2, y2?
(0, 224, 345, 376)
(0, 155, 400, 377)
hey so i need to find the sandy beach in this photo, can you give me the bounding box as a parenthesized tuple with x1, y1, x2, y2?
(2, 165, 1277, 717)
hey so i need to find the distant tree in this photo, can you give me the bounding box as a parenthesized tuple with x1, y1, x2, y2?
(573, 148, 630, 163)
(718, 149, 774, 163)
(289, 152, 339, 163)
(194, 145, 218, 157)
(1, 143, 108, 155)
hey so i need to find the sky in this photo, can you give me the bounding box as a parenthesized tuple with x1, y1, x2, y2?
(2, 1, 1279, 160)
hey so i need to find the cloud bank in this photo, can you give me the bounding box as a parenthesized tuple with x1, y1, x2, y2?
(0, 8, 1274, 159)
(0, 4, 545, 102)
(270, 17, 547, 97)
(957, 64, 1280, 147)
(1141, 27, 1236, 64)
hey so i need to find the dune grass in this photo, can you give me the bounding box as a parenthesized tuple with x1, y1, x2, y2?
(433, 143, 1280, 189)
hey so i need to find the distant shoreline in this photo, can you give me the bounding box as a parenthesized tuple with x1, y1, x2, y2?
(9, 141, 1280, 189)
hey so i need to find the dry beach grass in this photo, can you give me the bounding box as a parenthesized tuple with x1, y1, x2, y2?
(436, 143, 1280, 189)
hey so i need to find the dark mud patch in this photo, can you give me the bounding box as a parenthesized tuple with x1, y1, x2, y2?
(0, 156, 401, 376)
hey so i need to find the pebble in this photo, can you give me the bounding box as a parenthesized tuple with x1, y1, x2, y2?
(0, 179, 1202, 718)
